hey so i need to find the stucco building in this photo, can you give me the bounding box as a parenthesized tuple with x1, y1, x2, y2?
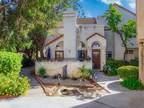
(43, 4, 138, 70)
(136, 0, 144, 83)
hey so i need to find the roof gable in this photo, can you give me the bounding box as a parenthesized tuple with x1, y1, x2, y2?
(113, 3, 136, 16)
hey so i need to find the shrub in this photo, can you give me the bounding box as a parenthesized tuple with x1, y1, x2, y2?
(0, 51, 30, 96)
(79, 65, 92, 79)
(129, 58, 139, 66)
(0, 51, 22, 76)
(0, 74, 29, 96)
(121, 77, 144, 90)
(118, 66, 138, 80)
(104, 60, 127, 76)
(16, 76, 30, 95)
(38, 67, 46, 77)
(107, 59, 127, 69)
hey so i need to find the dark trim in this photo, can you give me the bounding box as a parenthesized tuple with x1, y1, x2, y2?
(45, 35, 64, 47)
(87, 32, 106, 40)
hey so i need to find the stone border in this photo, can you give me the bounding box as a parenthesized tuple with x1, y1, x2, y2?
(33, 75, 49, 96)
(33, 75, 111, 96)
(0, 96, 17, 99)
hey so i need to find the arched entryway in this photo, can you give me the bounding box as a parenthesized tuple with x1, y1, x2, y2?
(91, 41, 101, 69)
(87, 33, 106, 70)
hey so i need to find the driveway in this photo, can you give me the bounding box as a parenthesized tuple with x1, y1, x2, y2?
(0, 68, 144, 108)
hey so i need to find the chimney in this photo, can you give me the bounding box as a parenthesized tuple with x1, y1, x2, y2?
(63, 8, 77, 59)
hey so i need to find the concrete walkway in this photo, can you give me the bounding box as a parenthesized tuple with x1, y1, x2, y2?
(0, 69, 144, 108)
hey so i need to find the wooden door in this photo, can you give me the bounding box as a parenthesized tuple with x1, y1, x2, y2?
(92, 49, 101, 69)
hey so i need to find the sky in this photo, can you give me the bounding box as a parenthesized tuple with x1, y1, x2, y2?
(79, 0, 136, 17)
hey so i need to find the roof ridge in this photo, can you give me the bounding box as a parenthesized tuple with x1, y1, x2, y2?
(113, 3, 136, 16)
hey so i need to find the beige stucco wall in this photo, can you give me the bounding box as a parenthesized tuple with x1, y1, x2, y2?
(105, 30, 115, 58)
(136, 0, 144, 83)
(126, 49, 138, 61)
(35, 61, 92, 78)
(114, 33, 125, 60)
(79, 24, 105, 43)
(137, 0, 144, 40)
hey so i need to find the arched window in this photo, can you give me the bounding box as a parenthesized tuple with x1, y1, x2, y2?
(56, 41, 63, 50)
(92, 41, 100, 49)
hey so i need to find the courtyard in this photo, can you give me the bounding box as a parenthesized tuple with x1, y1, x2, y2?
(1, 0, 144, 108)
(1, 68, 144, 108)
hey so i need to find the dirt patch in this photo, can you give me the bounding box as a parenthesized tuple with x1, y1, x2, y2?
(34, 75, 110, 97)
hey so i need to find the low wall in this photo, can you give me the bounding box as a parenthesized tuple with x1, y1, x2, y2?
(35, 61, 92, 78)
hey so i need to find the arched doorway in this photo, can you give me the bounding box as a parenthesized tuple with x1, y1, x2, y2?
(91, 41, 101, 69)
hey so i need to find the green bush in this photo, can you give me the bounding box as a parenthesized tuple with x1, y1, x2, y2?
(0, 51, 22, 76)
(118, 66, 138, 79)
(38, 67, 46, 77)
(0, 52, 30, 96)
(104, 60, 127, 76)
(16, 76, 30, 95)
(121, 77, 144, 90)
(107, 59, 127, 68)
(79, 65, 92, 79)
(0, 74, 29, 96)
(129, 58, 139, 66)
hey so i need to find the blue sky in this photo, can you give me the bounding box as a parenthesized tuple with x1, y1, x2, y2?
(79, 0, 136, 17)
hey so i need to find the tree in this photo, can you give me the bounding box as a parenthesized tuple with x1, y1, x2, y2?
(28, 26, 48, 59)
(104, 4, 136, 61)
(0, 0, 79, 53)
(122, 20, 136, 42)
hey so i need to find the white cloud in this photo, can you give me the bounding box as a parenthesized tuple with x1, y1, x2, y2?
(127, 0, 136, 10)
(86, 11, 92, 17)
(101, 0, 122, 5)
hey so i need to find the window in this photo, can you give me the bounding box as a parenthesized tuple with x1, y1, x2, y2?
(126, 50, 134, 54)
(55, 51, 64, 61)
(78, 50, 87, 61)
(55, 41, 64, 61)
(107, 51, 112, 58)
(92, 41, 100, 49)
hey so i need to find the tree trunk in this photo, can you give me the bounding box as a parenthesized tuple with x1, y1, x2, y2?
(40, 48, 44, 59)
(118, 31, 128, 61)
(36, 47, 39, 60)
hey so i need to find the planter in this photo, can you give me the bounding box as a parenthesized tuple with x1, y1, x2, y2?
(0, 95, 17, 99)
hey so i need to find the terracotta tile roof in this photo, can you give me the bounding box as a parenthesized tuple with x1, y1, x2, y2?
(56, 18, 97, 28)
(113, 3, 136, 16)
(44, 34, 64, 47)
(77, 18, 97, 24)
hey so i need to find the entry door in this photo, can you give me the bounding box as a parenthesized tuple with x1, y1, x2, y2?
(92, 49, 101, 69)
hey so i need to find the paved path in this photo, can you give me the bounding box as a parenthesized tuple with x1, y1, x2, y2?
(0, 69, 144, 108)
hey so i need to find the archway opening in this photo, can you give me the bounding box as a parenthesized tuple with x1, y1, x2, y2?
(91, 41, 101, 69)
